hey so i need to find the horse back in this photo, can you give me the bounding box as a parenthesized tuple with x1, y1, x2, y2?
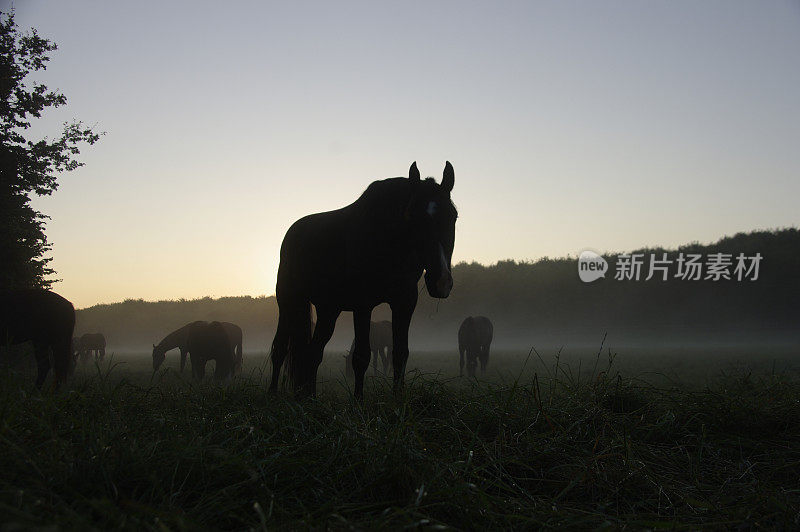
(187, 321, 233, 361)
(459, 316, 493, 347)
(277, 180, 422, 307)
(0, 289, 75, 346)
(79, 332, 106, 349)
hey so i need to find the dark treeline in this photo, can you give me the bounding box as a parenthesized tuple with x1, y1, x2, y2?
(76, 228, 800, 353)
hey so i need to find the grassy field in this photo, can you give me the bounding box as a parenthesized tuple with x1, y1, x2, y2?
(1, 346, 800, 529)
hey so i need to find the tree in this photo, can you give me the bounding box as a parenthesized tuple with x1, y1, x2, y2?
(0, 10, 100, 290)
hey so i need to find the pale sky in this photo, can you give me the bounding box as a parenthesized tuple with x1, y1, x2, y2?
(8, 1, 800, 308)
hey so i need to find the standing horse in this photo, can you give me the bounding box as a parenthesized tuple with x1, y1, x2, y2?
(185, 321, 236, 381)
(270, 162, 457, 398)
(78, 332, 106, 361)
(458, 316, 493, 377)
(152, 321, 243, 373)
(0, 289, 75, 388)
(346, 320, 393, 378)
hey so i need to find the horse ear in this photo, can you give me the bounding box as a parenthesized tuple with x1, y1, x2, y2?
(409, 161, 420, 184)
(442, 161, 454, 193)
(152, 344, 156, 349)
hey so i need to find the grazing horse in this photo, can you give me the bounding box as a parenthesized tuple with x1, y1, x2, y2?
(78, 332, 106, 361)
(152, 321, 243, 374)
(270, 161, 457, 398)
(185, 321, 236, 381)
(346, 320, 393, 378)
(0, 289, 75, 388)
(458, 316, 493, 377)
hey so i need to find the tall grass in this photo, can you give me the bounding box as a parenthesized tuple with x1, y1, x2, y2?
(1, 350, 799, 529)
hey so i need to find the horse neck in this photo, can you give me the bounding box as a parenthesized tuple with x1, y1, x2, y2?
(157, 326, 189, 353)
(351, 179, 415, 242)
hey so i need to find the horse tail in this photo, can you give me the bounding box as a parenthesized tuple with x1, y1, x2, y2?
(53, 300, 76, 386)
(235, 339, 243, 373)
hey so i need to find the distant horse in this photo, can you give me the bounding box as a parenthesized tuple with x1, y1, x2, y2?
(0, 289, 75, 388)
(459, 316, 493, 377)
(270, 162, 457, 398)
(345, 320, 393, 378)
(152, 321, 243, 374)
(78, 332, 106, 362)
(185, 321, 236, 381)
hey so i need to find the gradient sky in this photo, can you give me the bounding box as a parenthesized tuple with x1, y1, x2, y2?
(7, 1, 800, 308)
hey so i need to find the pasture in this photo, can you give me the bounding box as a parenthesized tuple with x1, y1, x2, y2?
(1, 346, 800, 529)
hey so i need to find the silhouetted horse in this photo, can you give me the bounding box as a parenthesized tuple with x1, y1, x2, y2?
(185, 321, 236, 381)
(0, 289, 75, 388)
(77, 332, 106, 362)
(270, 162, 457, 398)
(459, 316, 493, 377)
(346, 320, 393, 378)
(152, 321, 243, 374)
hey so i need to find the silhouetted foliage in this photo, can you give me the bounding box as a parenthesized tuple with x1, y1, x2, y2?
(0, 10, 100, 289)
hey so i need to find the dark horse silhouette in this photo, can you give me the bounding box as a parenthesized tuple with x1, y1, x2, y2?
(0, 289, 75, 388)
(152, 321, 243, 374)
(185, 321, 236, 381)
(346, 320, 393, 378)
(459, 316, 493, 377)
(269, 161, 457, 398)
(77, 332, 106, 362)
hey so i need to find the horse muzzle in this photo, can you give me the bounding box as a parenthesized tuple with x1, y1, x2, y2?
(425, 270, 453, 298)
(424, 242, 453, 298)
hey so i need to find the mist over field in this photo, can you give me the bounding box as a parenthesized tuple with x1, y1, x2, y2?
(75, 228, 800, 357)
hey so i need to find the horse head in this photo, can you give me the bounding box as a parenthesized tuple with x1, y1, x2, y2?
(406, 161, 457, 298)
(152, 343, 166, 370)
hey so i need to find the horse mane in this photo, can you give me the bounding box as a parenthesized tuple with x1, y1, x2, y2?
(157, 321, 198, 350)
(351, 176, 458, 220)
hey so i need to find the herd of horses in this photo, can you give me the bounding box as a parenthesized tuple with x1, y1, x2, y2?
(0, 162, 499, 397)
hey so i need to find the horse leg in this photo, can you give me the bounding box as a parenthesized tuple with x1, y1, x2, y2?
(379, 347, 388, 375)
(214, 353, 232, 382)
(459, 344, 465, 377)
(352, 308, 373, 400)
(235, 342, 243, 375)
(34, 341, 51, 389)
(345, 350, 354, 380)
(52, 335, 72, 388)
(480, 344, 490, 374)
(180, 349, 187, 373)
(269, 312, 290, 392)
(192, 355, 205, 380)
(303, 306, 339, 397)
(467, 350, 477, 378)
(390, 294, 416, 394)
